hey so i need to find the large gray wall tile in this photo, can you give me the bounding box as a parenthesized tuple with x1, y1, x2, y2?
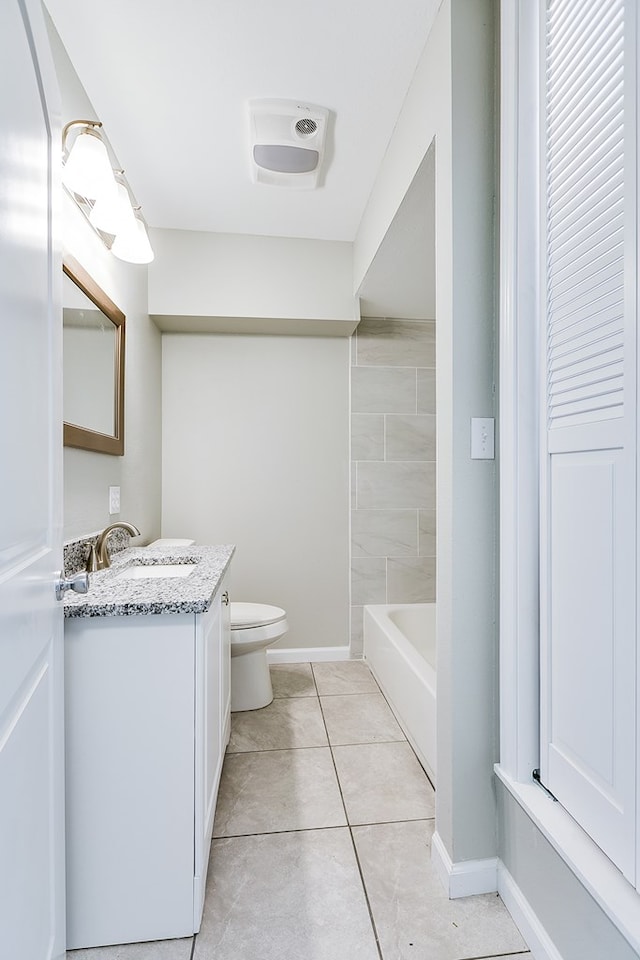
(350, 606, 364, 657)
(352, 509, 418, 558)
(351, 367, 416, 414)
(387, 558, 436, 603)
(385, 415, 435, 461)
(356, 319, 435, 368)
(418, 510, 437, 556)
(357, 462, 435, 510)
(350, 415, 384, 460)
(417, 367, 436, 414)
(351, 558, 387, 605)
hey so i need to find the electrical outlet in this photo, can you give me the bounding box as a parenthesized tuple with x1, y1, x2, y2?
(109, 485, 121, 515)
(470, 418, 495, 460)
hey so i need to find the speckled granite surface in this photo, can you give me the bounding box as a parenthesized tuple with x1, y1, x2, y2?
(63, 544, 235, 618)
(63, 528, 131, 577)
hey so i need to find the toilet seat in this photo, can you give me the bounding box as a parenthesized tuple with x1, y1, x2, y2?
(229, 603, 289, 651)
(231, 602, 286, 630)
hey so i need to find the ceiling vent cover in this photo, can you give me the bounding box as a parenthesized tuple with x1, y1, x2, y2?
(248, 99, 329, 189)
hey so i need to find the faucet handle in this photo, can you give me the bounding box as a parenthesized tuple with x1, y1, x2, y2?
(86, 543, 98, 573)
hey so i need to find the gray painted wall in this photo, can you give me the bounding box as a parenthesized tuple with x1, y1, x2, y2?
(47, 14, 162, 544)
(497, 783, 637, 960)
(161, 333, 350, 652)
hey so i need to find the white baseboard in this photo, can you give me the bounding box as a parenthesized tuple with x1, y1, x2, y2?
(431, 838, 565, 958)
(498, 862, 564, 960)
(431, 831, 498, 898)
(266, 646, 353, 664)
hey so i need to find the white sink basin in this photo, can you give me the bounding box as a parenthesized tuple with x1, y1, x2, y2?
(117, 563, 197, 580)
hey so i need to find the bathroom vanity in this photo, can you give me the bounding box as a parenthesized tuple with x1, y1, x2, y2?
(63, 544, 234, 949)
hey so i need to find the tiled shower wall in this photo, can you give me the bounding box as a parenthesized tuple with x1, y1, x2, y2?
(350, 318, 436, 655)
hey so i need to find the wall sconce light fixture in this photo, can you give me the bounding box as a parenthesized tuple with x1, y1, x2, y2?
(62, 120, 154, 264)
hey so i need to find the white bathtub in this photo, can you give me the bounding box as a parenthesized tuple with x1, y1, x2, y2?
(363, 603, 436, 785)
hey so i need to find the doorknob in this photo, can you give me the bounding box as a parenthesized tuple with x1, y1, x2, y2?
(55, 571, 90, 601)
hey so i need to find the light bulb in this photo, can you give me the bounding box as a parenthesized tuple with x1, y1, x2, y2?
(90, 180, 136, 235)
(62, 128, 115, 200)
(112, 214, 154, 264)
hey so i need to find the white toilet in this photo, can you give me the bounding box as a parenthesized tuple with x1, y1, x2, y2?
(230, 602, 288, 711)
(147, 539, 288, 712)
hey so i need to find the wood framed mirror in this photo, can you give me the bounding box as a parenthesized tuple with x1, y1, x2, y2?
(63, 254, 125, 455)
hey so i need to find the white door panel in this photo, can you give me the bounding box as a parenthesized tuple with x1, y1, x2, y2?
(0, 0, 64, 956)
(546, 449, 635, 876)
(540, 0, 637, 882)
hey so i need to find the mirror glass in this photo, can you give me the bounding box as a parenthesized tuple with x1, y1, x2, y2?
(63, 256, 125, 455)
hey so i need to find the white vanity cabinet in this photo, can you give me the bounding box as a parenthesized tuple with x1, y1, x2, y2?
(64, 573, 231, 950)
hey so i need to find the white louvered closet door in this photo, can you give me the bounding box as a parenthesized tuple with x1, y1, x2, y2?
(540, 0, 637, 881)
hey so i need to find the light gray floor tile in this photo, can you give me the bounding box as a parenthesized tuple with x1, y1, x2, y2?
(213, 747, 346, 837)
(320, 692, 405, 745)
(352, 820, 528, 960)
(312, 660, 379, 696)
(270, 663, 317, 699)
(194, 829, 379, 960)
(333, 741, 435, 824)
(67, 938, 193, 960)
(227, 697, 328, 753)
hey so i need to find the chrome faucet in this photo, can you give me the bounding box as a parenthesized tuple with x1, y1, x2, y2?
(87, 521, 141, 572)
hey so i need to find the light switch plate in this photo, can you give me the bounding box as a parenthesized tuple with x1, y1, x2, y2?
(471, 418, 495, 459)
(109, 485, 121, 515)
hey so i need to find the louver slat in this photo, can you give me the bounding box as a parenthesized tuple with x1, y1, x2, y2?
(545, 0, 624, 428)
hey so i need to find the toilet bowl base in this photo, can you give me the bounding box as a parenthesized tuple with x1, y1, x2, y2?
(231, 647, 273, 711)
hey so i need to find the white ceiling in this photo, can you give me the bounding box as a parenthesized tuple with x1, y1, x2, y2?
(45, 0, 441, 242)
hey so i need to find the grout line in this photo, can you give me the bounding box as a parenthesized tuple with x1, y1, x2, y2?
(307, 663, 320, 696)
(226, 743, 329, 755)
(213, 816, 437, 842)
(317, 692, 385, 960)
(463, 953, 531, 960)
(213, 823, 350, 841)
(227, 734, 407, 756)
(316, 690, 387, 697)
(225, 744, 332, 757)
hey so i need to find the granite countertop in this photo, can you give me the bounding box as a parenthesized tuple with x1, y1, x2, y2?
(64, 544, 235, 618)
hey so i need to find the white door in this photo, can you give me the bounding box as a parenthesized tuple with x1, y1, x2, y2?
(540, 0, 637, 881)
(0, 1, 65, 957)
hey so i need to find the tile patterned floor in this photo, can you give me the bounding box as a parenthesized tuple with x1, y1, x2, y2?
(68, 661, 531, 960)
